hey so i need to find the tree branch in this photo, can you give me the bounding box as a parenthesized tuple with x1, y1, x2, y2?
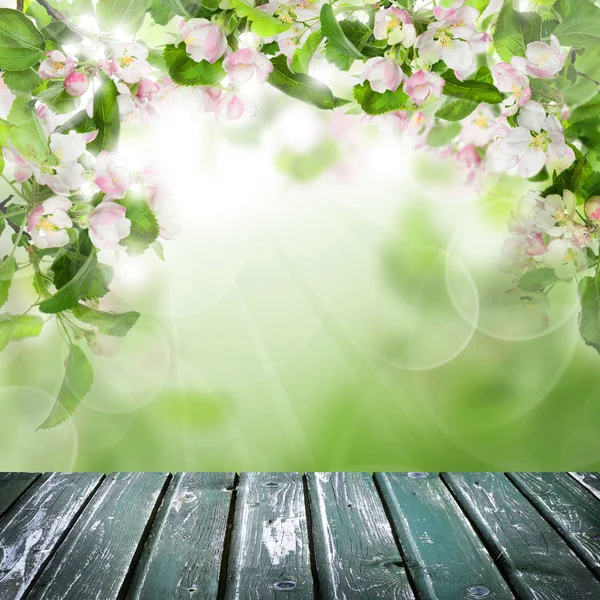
(0, 195, 30, 238)
(35, 0, 87, 38)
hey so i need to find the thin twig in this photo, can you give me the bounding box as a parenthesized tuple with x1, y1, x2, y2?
(17, 0, 24, 11)
(0, 194, 29, 237)
(35, 0, 87, 37)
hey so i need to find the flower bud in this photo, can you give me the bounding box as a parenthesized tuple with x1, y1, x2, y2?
(64, 71, 89, 97)
(585, 196, 600, 221)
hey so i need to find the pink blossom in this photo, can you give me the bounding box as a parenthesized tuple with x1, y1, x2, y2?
(459, 104, 495, 147)
(457, 144, 483, 185)
(113, 43, 152, 84)
(214, 92, 257, 122)
(179, 18, 227, 64)
(50, 130, 97, 164)
(585, 196, 600, 221)
(2, 147, 32, 182)
(64, 71, 89, 97)
(197, 86, 222, 111)
(361, 57, 404, 93)
(27, 196, 72, 249)
(38, 50, 75, 80)
(277, 26, 304, 60)
(144, 168, 181, 240)
(403, 70, 444, 104)
(492, 61, 531, 108)
(223, 48, 273, 86)
(513, 35, 565, 79)
(542, 238, 586, 278)
(373, 8, 416, 47)
(93, 152, 134, 199)
(88, 202, 131, 250)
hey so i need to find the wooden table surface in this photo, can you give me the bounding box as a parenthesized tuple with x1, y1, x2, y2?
(0, 472, 599, 599)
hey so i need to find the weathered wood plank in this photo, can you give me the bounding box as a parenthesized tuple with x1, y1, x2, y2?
(508, 472, 600, 579)
(27, 472, 169, 600)
(0, 472, 103, 599)
(376, 472, 514, 600)
(569, 473, 600, 500)
(444, 472, 600, 599)
(306, 472, 414, 600)
(224, 472, 314, 600)
(127, 472, 235, 600)
(0, 472, 40, 518)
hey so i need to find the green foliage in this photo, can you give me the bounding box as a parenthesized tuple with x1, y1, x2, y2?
(96, 0, 153, 34)
(566, 118, 600, 154)
(230, 0, 291, 36)
(518, 268, 558, 291)
(0, 314, 44, 352)
(320, 4, 366, 69)
(291, 30, 324, 75)
(38, 344, 94, 429)
(2, 68, 44, 96)
(72, 304, 141, 337)
(276, 139, 340, 182)
(435, 98, 478, 121)
(164, 43, 226, 86)
(493, 1, 542, 61)
(554, 1, 600, 47)
(87, 78, 121, 155)
(578, 276, 600, 354)
(41, 21, 83, 45)
(441, 68, 503, 104)
(6, 98, 50, 163)
(0, 257, 16, 309)
(427, 122, 461, 147)
(36, 80, 80, 115)
(542, 149, 593, 198)
(353, 82, 408, 115)
(118, 194, 160, 255)
(0, 8, 46, 71)
(158, 0, 218, 17)
(268, 54, 336, 110)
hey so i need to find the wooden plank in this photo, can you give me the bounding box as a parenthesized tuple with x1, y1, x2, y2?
(375, 472, 514, 600)
(27, 472, 169, 600)
(0, 472, 40, 518)
(127, 472, 235, 600)
(570, 472, 600, 500)
(224, 472, 314, 599)
(444, 472, 600, 599)
(508, 472, 600, 579)
(306, 472, 414, 600)
(0, 472, 103, 599)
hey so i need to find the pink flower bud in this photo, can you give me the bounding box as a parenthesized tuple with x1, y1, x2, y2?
(64, 71, 89, 97)
(585, 196, 600, 221)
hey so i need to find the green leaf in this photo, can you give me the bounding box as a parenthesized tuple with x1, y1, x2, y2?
(578, 276, 600, 353)
(554, 2, 600, 47)
(291, 30, 324, 74)
(427, 122, 461, 147)
(36, 80, 80, 115)
(38, 344, 94, 429)
(88, 78, 120, 155)
(72, 304, 140, 337)
(39, 250, 98, 314)
(441, 68, 503, 104)
(41, 21, 83, 44)
(435, 98, 478, 121)
(353, 82, 408, 115)
(2, 68, 43, 96)
(7, 97, 50, 163)
(566, 117, 600, 154)
(493, 2, 542, 62)
(148, 0, 175, 25)
(163, 43, 226, 86)
(518, 267, 558, 291)
(276, 138, 339, 182)
(0, 314, 44, 352)
(542, 148, 592, 197)
(118, 194, 160, 255)
(55, 109, 97, 135)
(268, 54, 336, 110)
(0, 256, 16, 309)
(96, 0, 153, 33)
(0, 8, 46, 71)
(230, 0, 291, 36)
(320, 4, 365, 63)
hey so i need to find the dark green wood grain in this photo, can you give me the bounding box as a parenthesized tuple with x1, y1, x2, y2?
(224, 472, 314, 600)
(0, 472, 40, 518)
(0, 472, 103, 599)
(508, 472, 600, 579)
(375, 472, 514, 600)
(127, 472, 235, 600)
(444, 472, 600, 599)
(27, 472, 169, 600)
(306, 472, 414, 599)
(570, 472, 600, 500)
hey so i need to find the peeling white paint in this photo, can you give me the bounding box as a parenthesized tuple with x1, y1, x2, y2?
(261, 517, 299, 566)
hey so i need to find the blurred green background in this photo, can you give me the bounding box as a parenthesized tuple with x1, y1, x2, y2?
(1, 81, 599, 474)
